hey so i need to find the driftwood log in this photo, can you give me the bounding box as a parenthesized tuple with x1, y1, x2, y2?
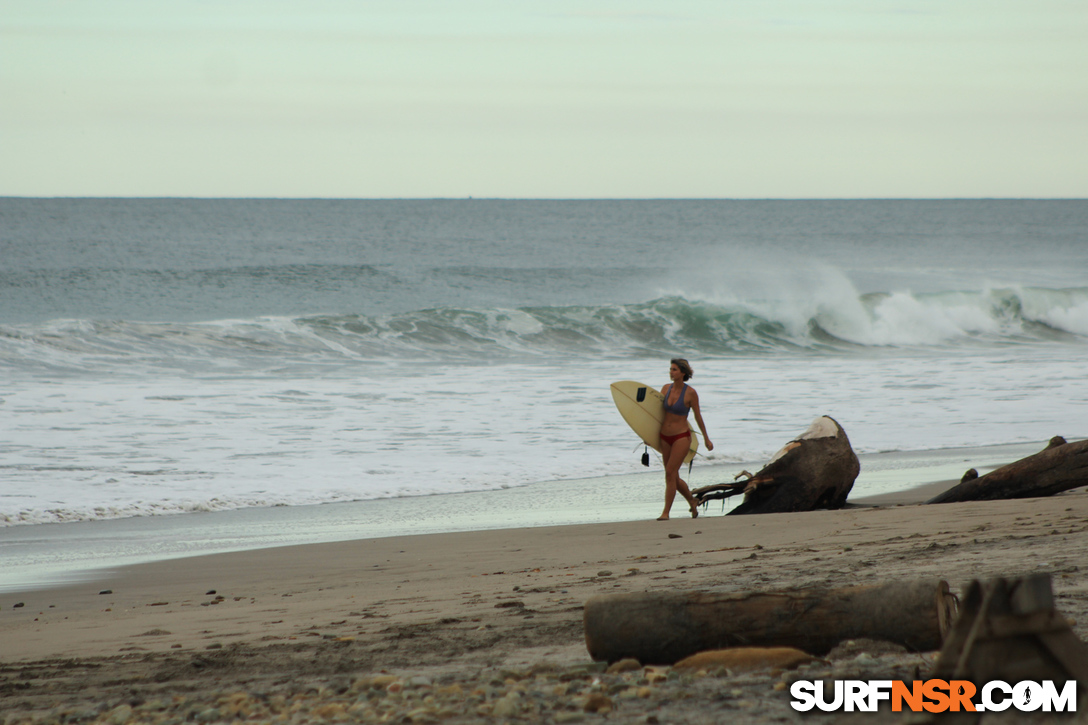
(927, 437, 1088, 504)
(693, 416, 860, 515)
(584, 579, 956, 665)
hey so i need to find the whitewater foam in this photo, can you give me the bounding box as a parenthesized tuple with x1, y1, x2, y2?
(3, 350, 1085, 527)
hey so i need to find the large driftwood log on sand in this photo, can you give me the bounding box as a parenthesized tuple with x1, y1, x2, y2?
(584, 580, 957, 665)
(927, 437, 1088, 504)
(693, 416, 860, 515)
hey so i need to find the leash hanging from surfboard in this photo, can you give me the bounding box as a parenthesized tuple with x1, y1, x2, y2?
(634, 441, 695, 473)
(637, 444, 693, 474)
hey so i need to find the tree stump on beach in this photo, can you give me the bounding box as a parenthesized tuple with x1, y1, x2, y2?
(584, 579, 957, 665)
(931, 574, 1088, 689)
(693, 416, 860, 515)
(927, 437, 1088, 504)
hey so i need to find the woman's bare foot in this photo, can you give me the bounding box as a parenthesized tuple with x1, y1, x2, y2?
(689, 505, 699, 519)
(656, 515, 669, 521)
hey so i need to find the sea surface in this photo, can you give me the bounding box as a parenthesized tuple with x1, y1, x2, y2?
(2, 199, 1087, 530)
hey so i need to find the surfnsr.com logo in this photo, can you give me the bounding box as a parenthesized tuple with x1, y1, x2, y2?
(789, 679, 1078, 713)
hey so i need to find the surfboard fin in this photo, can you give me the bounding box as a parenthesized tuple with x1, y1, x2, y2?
(641, 446, 650, 467)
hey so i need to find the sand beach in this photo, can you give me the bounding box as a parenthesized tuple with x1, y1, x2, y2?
(3, 474, 1087, 724)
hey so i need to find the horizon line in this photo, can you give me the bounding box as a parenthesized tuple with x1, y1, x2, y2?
(3, 195, 1086, 202)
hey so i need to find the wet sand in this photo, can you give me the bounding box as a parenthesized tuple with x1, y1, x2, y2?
(3, 484, 1087, 723)
(0, 440, 1045, 595)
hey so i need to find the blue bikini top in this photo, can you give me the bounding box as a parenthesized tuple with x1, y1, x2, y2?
(663, 383, 690, 415)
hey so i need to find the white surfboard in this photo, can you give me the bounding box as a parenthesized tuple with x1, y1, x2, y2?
(610, 380, 698, 464)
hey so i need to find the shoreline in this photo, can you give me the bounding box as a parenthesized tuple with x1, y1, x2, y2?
(0, 440, 1050, 595)
(847, 477, 957, 506)
(2, 488, 1086, 723)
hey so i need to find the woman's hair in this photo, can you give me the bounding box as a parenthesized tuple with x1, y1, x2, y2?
(671, 358, 693, 381)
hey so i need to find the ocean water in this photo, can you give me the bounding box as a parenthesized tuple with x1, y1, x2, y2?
(2, 199, 1086, 527)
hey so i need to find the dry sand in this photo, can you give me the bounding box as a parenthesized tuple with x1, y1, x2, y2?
(3, 487, 1087, 724)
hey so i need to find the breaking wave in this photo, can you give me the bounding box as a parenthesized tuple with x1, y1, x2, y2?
(1, 286, 1085, 373)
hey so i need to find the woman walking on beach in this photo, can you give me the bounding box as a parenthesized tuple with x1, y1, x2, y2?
(658, 358, 713, 521)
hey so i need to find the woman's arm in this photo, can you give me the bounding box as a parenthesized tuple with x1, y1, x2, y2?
(689, 390, 714, 451)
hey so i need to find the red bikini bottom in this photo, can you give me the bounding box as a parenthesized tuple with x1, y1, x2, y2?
(660, 430, 691, 446)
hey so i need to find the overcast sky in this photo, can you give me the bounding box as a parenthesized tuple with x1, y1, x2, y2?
(2, 1, 1085, 198)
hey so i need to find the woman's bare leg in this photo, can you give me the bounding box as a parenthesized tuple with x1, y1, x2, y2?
(677, 476, 699, 518)
(659, 438, 690, 520)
